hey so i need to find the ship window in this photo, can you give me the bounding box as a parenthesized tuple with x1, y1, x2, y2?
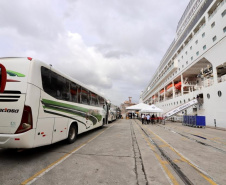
(218, 91, 222, 97)
(182, 65, 184, 68)
(191, 56, 193, 60)
(222, 9, 226, 17)
(190, 46, 192, 50)
(207, 94, 210, 99)
(213, 36, 217, 42)
(186, 61, 188, 64)
(202, 32, 205, 38)
(203, 45, 206, 50)
(185, 51, 187, 55)
(195, 40, 198, 44)
(211, 22, 215, 28)
(196, 51, 199, 56)
(182, 56, 183, 59)
(223, 27, 226, 33)
(184, 100, 186, 103)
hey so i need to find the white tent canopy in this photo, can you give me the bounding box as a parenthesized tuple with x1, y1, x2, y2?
(140, 104, 163, 113)
(126, 103, 150, 110)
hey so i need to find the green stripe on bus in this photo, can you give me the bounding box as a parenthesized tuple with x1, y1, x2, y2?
(6, 70, 26, 77)
(44, 104, 97, 125)
(42, 99, 89, 113)
(41, 99, 102, 124)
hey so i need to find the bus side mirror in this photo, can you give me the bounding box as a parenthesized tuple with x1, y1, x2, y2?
(0, 64, 7, 93)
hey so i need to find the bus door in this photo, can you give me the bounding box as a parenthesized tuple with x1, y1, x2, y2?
(52, 118, 68, 143)
(103, 103, 110, 124)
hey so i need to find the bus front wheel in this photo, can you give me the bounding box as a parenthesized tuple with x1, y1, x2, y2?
(67, 124, 77, 144)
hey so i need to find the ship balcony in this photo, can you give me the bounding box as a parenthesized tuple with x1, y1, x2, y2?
(147, 61, 178, 95)
(216, 62, 226, 83)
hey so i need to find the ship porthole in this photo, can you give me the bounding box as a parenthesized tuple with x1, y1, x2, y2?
(218, 91, 222, 97)
(207, 93, 210, 99)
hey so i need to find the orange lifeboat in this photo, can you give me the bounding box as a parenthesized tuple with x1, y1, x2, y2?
(160, 89, 164, 96)
(175, 82, 182, 90)
(166, 84, 173, 95)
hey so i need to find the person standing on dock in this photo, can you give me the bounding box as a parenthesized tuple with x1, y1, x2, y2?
(146, 114, 150, 124)
(141, 114, 145, 124)
(151, 114, 155, 124)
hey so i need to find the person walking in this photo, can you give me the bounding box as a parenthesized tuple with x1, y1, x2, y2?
(141, 114, 145, 124)
(146, 114, 150, 124)
(151, 114, 155, 124)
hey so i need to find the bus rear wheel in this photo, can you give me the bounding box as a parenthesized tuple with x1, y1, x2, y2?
(67, 124, 77, 144)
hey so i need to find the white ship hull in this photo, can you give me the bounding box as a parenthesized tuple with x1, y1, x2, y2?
(141, 0, 226, 128)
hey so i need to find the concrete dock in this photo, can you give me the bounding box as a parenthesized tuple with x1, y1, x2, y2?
(0, 119, 226, 185)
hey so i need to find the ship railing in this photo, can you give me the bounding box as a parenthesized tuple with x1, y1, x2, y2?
(175, 93, 182, 97)
(194, 85, 203, 91)
(183, 81, 197, 86)
(162, 98, 198, 120)
(208, 0, 225, 20)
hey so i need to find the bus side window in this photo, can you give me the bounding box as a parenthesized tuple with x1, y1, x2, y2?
(70, 82, 78, 103)
(99, 96, 105, 107)
(50, 71, 69, 101)
(90, 92, 98, 106)
(51, 72, 61, 99)
(62, 79, 70, 101)
(77, 86, 81, 103)
(81, 88, 89, 105)
(41, 67, 53, 96)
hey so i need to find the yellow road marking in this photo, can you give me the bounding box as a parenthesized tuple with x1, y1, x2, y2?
(21, 125, 113, 185)
(159, 144, 169, 148)
(144, 125, 217, 185)
(135, 122, 179, 185)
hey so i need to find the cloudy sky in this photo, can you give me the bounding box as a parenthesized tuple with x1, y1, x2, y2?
(0, 0, 189, 106)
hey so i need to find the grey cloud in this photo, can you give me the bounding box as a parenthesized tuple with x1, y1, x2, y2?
(95, 44, 132, 58)
(102, 50, 131, 59)
(0, 0, 190, 106)
(0, 1, 64, 41)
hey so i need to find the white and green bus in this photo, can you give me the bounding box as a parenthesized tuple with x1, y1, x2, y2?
(0, 57, 109, 149)
(108, 104, 117, 123)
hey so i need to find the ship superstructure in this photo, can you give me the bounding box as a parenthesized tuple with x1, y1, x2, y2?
(141, 0, 226, 128)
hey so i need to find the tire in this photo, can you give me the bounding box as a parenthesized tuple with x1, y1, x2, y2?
(67, 124, 77, 144)
(100, 119, 105, 128)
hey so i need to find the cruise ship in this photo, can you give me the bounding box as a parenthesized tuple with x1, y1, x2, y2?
(141, 0, 226, 128)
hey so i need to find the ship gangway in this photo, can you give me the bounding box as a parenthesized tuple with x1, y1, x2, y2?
(162, 99, 198, 123)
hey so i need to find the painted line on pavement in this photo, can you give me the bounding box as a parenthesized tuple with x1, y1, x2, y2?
(144, 125, 218, 185)
(134, 121, 177, 185)
(21, 124, 114, 185)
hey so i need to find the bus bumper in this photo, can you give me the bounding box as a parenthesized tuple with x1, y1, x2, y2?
(0, 129, 35, 148)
